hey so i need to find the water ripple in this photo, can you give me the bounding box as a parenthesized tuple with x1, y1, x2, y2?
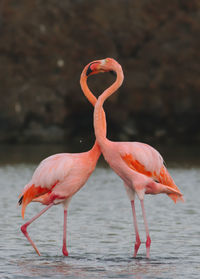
(0, 159, 199, 278)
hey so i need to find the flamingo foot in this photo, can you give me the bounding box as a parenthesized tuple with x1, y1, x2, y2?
(21, 224, 41, 256)
(133, 237, 141, 257)
(62, 246, 69, 257)
(146, 235, 151, 258)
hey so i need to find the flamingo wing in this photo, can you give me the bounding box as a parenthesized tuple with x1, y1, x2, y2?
(120, 142, 183, 203)
(19, 153, 74, 218)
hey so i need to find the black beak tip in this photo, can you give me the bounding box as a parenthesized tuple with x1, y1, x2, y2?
(86, 66, 93, 76)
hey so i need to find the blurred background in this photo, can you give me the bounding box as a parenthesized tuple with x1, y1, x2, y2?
(0, 0, 200, 155)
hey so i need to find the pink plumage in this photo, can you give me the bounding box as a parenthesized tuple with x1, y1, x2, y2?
(19, 151, 100, 219)
(86, 58, 184, 258)
(18, 63, 104, 256)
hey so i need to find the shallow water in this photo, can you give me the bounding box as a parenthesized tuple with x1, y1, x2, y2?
(0, 144, 200, 279)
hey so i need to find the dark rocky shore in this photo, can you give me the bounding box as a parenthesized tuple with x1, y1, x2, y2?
(0, 0, 199, 146)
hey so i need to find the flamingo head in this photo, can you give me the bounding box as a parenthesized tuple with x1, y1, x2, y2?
(86, 58, 118, 77)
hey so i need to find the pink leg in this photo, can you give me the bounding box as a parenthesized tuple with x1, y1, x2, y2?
(140, 200, 151, 258)
(21, 203, 53, 256)
(62, 209, 68, 256)
(131, 200, 141, 257)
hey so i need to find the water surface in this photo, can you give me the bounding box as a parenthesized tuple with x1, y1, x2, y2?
(0, 144, 199, 278)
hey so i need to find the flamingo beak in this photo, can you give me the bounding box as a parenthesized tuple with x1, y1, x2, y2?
(86, 65, 93, 76)
(86, 63, 116, 77)
(86, 61, 100, 76)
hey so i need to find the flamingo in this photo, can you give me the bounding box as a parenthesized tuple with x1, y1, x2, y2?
(86, 58, 184, 258)
(18, 64, 106, 256)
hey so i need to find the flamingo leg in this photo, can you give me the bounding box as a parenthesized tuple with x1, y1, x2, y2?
(62, 209, 68, 256)
(21, 203, 53, 256)
(140, 200, 151, 258)
(131, 200, 141, 257)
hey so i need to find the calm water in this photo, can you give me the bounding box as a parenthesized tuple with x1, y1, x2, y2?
(0, 144, 200, 279)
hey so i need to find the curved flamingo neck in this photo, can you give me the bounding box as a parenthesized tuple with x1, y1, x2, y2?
(80, 67, 97, 107)
(94, 62, 124, 146)
(80, 66, 107, 154)
(89, 140, 101, 160)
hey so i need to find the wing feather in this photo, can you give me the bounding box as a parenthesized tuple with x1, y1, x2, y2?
(120, 142, 183, 203)
(19, 153, 74, 218)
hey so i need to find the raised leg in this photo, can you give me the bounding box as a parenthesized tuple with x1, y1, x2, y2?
(62, 209, 68, 256)
(140, 200, 151, 258)
(131, 200, 141, 257)
(21, 203, 53, 256)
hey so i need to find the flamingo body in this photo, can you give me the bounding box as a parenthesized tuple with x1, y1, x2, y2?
(20, 150, 99, 218)
(18, 63, 106, 256)
(86, 58, 183, 258)
(100, 140, 182, 202)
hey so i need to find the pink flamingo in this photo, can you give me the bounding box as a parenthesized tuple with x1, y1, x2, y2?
(18, 64, 106, 256)
(86, 58, 184, 258)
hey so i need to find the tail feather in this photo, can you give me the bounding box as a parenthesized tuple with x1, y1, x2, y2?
(168, 192, 184, 203)
(19, 185, 49, 219)
(158, 166, 184, 203)
(145, 180, 184, 203)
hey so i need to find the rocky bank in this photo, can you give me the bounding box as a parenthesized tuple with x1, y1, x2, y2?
(0, 0, 200, 147)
